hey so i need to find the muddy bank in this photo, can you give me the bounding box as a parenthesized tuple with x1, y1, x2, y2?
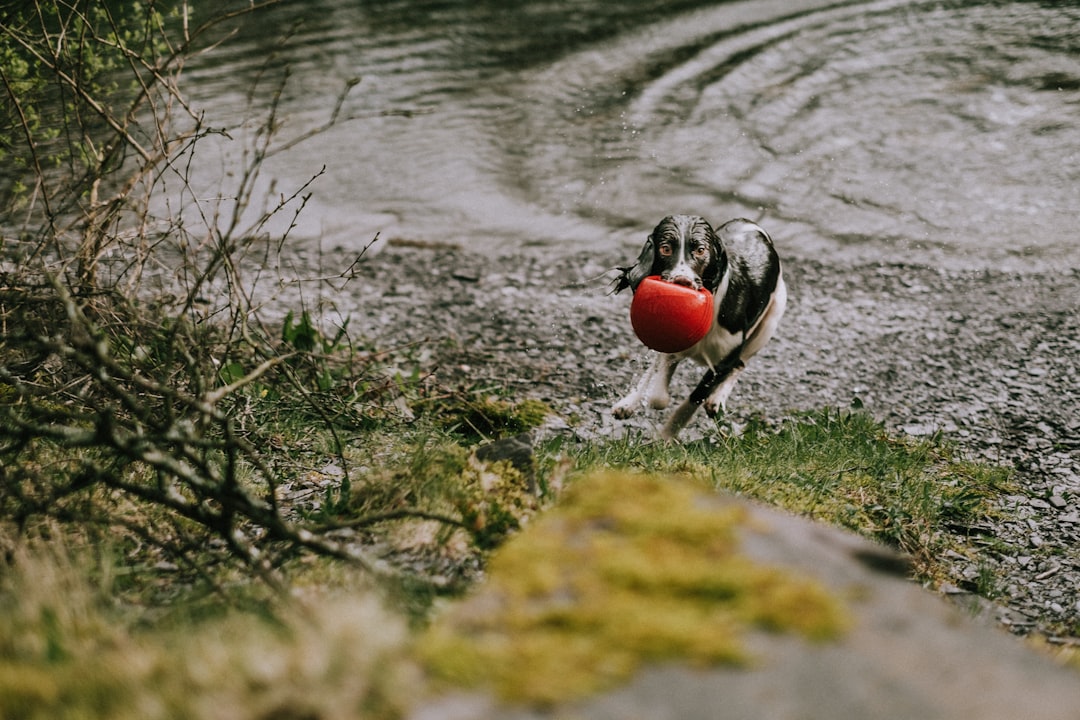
(322, 241, 1079, 634)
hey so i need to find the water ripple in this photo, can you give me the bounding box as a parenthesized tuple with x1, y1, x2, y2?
(172, 0, 1079, 270)
(509, 0, 1080, 269)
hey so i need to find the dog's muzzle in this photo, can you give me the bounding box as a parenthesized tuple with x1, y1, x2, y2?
(664, 273, 701, 290)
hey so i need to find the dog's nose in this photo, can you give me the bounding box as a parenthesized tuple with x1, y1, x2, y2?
(670, 276, 696, 288)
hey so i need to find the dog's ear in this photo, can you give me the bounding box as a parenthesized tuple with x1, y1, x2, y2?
(700, 223, 727, 292)
(612, 235, 656, 294)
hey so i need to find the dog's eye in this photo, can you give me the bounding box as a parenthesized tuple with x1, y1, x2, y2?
(658, 244, 673, 257)
(692, 245, 708, 259)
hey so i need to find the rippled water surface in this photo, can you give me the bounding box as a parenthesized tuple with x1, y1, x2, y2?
(184, 0, 1080, 270)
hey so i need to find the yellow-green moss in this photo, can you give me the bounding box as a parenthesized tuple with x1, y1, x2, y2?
(437, 395, 552, 440)
(419, 471, 848, 706)
(453, 454, 538, 548)
(337, 439, 537, 554)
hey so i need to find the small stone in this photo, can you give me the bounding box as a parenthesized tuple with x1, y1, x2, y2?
(1030, 534, 1044, 548)
(320, 462, 345, 477)
(901, 422, 937, 436)
(1049, 495, 1068, 509)
(452, 268, 482, 282)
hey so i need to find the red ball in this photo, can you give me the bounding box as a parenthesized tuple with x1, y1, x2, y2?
(630, 276, 714, 353)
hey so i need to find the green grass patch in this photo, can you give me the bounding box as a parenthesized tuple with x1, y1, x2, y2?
(551, 409, 1012, 580)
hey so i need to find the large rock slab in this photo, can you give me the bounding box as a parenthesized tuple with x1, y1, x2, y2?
(412, 473, 1080, 720)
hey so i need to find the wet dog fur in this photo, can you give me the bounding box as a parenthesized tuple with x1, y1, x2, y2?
(612, 215, 787, 439)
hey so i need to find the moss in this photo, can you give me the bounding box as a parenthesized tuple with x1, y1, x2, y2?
(437, 395, 552, 441)
(453, 455, 537, 549)
(418, 471, 848, 706)
(0, 664, 62, 714)
(335, 438, 537, 552)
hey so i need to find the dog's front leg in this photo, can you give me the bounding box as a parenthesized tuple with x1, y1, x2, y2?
(660, 359, 744, 439)
(702, 363, 744, 418)
(661, 362, 741, 439)
(645, 353, 680, 409)
(612, 353, 679, 419)
(660, 399, 700, 441)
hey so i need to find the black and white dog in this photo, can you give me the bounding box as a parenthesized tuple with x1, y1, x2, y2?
(612, 215, 787, 439)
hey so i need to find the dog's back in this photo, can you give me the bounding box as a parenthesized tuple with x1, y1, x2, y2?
(714, 219, 783, 336)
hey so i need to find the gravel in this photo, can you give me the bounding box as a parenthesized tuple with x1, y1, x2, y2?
(313, 241, 1080, 638)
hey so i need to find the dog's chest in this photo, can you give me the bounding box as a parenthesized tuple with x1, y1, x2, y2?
(680, 323, 742, 368)
(678, 271, 741, 367)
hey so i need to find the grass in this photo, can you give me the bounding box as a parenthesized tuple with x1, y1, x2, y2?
(552, 410, 1013, 581)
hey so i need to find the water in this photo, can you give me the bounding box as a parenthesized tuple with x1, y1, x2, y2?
(179, 0, 1080, 271)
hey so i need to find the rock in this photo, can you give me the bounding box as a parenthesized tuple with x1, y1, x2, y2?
(452, 268, 482, 282)
(474, 432, 536, 493)
(412, 477, 1080, 720)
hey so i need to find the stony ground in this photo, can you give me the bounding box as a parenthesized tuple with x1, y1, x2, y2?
(310, 240, 1080, 639)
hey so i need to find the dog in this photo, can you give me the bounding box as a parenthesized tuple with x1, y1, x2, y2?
(611, 215, 787, 439)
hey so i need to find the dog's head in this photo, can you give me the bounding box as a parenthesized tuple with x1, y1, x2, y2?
(614, 215, 726, 294)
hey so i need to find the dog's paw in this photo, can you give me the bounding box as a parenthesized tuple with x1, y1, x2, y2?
(703, 398, 726, 418)
(612, 398, 639, 419)
(703, 371, 741, 418)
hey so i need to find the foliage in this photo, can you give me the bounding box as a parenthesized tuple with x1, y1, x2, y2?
(0, 540, 411, 720)
(0, 274, 554, 603)
(0, 2, 170, 202)
(0, 0, 548, 604)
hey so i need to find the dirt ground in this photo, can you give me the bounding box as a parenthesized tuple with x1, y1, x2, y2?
(314, 239, 1080, 636)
